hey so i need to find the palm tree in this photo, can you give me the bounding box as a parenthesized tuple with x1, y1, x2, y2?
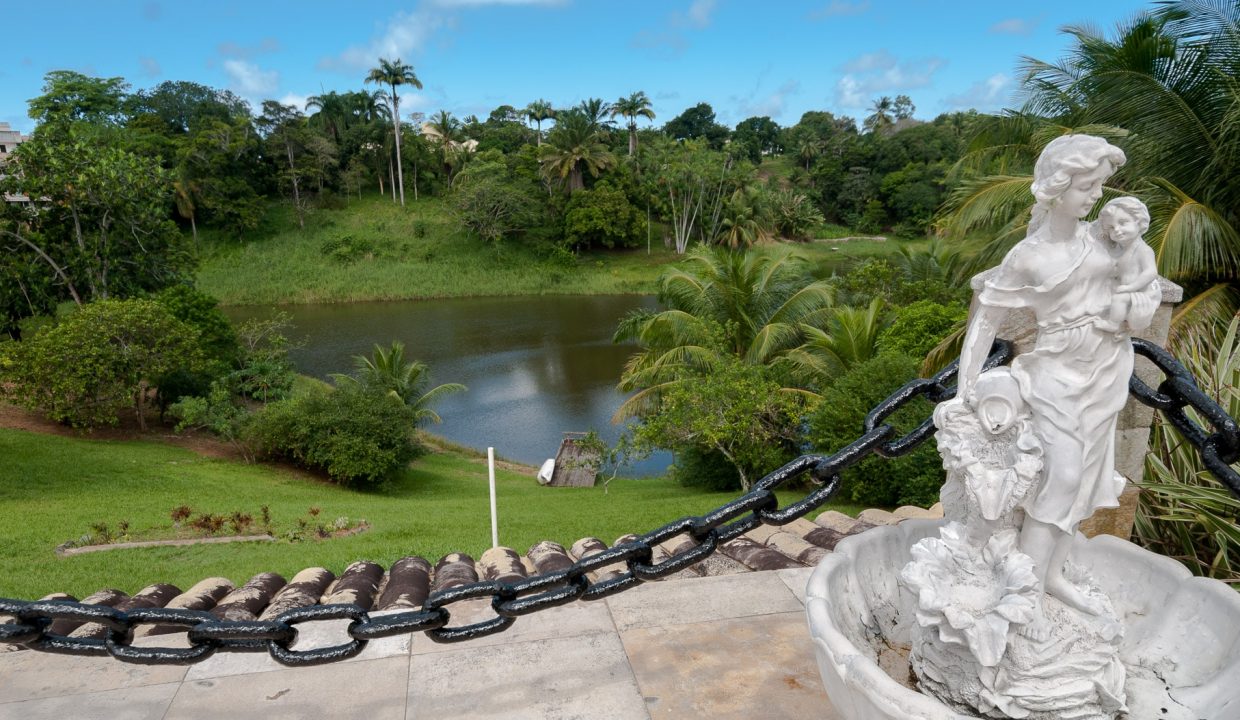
(863, 96, 895, 134)
(577, 98, 614, 133)
(539, 109, 616, 192)
(333, 342, 466, 426)
(613, 247, 836, 419)
(716, 187, 773, 249)
(794, 299, 886, 378)
(796, 136, 823, 171)
(525, 99, 555, 146)
(306, 91, 348, 144)
(365, 58, 423, 207)
(939, 4, 1240, 332)
(610, 91, 656, 156)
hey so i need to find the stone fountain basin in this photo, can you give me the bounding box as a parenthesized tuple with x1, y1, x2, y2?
(805, 518, 1240, 720)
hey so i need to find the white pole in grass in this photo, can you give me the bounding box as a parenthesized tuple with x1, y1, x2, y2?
(488, 447, 499, 548)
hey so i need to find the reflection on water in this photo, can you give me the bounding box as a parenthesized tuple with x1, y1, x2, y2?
(225, 295, 671, 476)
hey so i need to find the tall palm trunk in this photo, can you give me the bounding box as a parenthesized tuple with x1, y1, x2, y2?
(389, 88, 406, 206)
(628, 121, 637, 156)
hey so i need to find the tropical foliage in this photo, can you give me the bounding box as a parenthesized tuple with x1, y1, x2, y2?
(332, 341, 466, 426)
(940, 2, 1240, 322)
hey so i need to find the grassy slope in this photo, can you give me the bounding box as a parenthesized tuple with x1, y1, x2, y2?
(195, 194, 922, 306)
(0, 428, 865, 599)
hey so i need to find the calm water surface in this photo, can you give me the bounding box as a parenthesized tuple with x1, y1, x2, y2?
(225, 295, 671, 476)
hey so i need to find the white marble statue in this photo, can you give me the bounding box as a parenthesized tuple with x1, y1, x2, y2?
(900, 134, 1163, 719)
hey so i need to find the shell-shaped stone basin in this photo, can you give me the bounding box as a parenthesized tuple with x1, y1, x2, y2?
(805, 518, 1240, 720)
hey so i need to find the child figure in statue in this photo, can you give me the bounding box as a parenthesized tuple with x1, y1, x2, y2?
(955, 135, 1161, 641)
(1095, 197, 1157, 334)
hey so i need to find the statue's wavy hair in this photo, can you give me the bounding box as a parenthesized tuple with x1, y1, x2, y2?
(1028, 135, 1127, 233)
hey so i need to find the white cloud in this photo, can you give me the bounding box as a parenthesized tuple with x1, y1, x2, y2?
(989, 17, 1037, 35)
(734, 79, 800, 120)
(223, 59, 279, 98)
(842, 50, 897, 74)
(631, 0, 717, 54)
(433, 0, 566, 5)
(321, 8, 446, 70)
(139, 57, 161, 78)
(809, 0, 869, 19)
(685, 0, 717, 29)
(834, 49, 945, 108)
(219, 38, 282, 59)
(322, 0, 564, 71)
(944, 73, 1011, 110)
(279, 93, 310, 112)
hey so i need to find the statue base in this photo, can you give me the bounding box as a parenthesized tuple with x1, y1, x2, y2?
(805, 520, 1240, 720)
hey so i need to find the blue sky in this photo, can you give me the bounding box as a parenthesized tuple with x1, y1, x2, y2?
(1, 0, 1147, 133)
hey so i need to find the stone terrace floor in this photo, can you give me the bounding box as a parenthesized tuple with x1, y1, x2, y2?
(0, 567, 841, 720)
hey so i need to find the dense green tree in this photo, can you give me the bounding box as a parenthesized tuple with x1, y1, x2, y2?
(365, 58, 423, 206)
(125, 80, 248, 135)
(563, 185, 646, 249)
(451, 157, 543, 243)
(1, 299, 202, 430)
(624, 360, 809, 491)
(0, 126, 189, 306)
(732, 116, 782, 163)
(176, 117, 265, 237)
(28, 71, 128, 126)
(663, 102, 729, 149)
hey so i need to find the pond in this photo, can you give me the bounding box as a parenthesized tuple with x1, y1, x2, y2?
(225, 295, 672, 476)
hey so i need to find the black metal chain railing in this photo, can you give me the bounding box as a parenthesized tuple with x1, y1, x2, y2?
(2, 337, 1237, 668)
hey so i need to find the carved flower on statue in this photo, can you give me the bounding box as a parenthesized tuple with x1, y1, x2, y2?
(900, 523, 1039, 667)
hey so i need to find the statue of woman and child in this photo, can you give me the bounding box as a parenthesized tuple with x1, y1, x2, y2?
(899, 134, 1161, 719)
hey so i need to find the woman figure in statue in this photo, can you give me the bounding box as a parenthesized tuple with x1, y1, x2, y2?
(956, 134, 1160, 639)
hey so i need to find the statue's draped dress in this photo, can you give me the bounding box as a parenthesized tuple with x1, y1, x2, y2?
(978, 222, 1159, 533)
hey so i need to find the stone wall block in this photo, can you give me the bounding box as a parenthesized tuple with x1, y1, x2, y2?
(376, 556, 431, 610)
(479, 546, 527, 584)
(431, 553, 478, 594)
(212, 572, 286, 621)
(260, 568, 337, 620)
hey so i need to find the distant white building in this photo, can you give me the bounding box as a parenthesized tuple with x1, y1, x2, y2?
(0, 122, 27, 164)
(0, 122, 30, 203)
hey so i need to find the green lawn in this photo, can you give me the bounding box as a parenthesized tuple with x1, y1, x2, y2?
(194, 194, 923, 306)
(0, 428, 864, 600)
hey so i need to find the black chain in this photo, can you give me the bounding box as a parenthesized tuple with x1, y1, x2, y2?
(2, 336, 1236, 668)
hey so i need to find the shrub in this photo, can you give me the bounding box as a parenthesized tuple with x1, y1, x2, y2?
(563, 185, 646, 250)
(244, 384, 422, 487)
(670, 446, 743, 492)
(230, 313, 297, 402)
(320, 233, 376, 264)
(806, 353, 942, 507)
(2, 299, 202, 429)
(877, 300, 967, 359)
(153, 285, 238, 366)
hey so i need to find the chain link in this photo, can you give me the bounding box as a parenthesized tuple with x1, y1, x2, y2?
(4, 337, 1238, 667)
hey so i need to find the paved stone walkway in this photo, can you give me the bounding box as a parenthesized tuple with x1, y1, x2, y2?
(0, 568, 841, 720)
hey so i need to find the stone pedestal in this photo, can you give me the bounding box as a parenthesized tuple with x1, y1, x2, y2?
(968, 271, 1183, 541)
